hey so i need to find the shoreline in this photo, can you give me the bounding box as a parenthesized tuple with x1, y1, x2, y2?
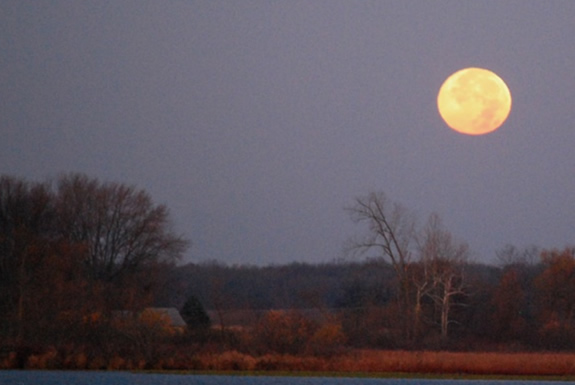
(3, 368, 575, 382)
(145, 370, 575, 382)
(5, 349, 575, 379)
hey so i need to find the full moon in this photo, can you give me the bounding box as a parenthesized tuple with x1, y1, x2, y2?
(437, 67, 512, 135)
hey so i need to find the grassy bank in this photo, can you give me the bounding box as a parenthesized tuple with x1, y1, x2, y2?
(187, 350, 575, 378)
(4, 348, 575, 378)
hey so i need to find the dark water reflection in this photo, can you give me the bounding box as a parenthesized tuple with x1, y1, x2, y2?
(0, 371, 569, 385)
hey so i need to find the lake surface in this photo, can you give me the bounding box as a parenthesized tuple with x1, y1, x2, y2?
(0, 371, 570, 385)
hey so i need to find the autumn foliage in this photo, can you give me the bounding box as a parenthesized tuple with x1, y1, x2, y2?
(2, 177, 575, 376)
(0, 174, 187, 365)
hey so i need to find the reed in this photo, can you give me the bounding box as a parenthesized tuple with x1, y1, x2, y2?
(329, 350, 575, 376)
(187, 350, 575, 377)
(3, 345, 575, 377)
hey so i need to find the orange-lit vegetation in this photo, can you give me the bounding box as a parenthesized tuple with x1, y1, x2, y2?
(5, 346, 575, 377)
(2, 176, 575, 376)
(4, 300, 575, 376)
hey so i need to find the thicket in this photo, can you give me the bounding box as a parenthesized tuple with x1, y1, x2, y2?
(0, 173, 187, 366)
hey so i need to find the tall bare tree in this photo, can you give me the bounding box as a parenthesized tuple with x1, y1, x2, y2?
(55, 174, 187, 280)
(54, 174, 189, 310)
(0, 173, 189, 349)
(408, 258, 434, 340)
(347, 191, 417, 340)
(419, 213, 469, 341)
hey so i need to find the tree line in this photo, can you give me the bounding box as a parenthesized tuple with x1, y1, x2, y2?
(166, 192, 575, 352)
(1, 176, 575, 369)
(166, 248, 574, 352)
(173, 254, 575, 350)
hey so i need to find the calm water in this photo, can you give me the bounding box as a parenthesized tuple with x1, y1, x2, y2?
(0, 371, 570, 385)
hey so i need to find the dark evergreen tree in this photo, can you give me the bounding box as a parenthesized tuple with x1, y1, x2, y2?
(181, 294, 211, 330)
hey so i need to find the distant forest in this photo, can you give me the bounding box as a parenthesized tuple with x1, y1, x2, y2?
(161, 259, 398, 311)
(158, 253, 564, 351)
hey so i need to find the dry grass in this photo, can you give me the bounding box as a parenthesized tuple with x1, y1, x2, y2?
(2, 347, 575, 377)
(185, 350, 575, 377)
(330, 350, 575, 376)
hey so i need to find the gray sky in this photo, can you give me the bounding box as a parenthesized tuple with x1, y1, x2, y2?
(2, 1, 574, 265)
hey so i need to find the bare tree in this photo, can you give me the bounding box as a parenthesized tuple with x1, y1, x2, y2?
(54, 174, 189, 310)
(347, 191, 417, 340)
(408, 258, 434, 340)
(0, 173, 190, 348)
(419, 213, 469, 341)
(496, 244, 539, 267)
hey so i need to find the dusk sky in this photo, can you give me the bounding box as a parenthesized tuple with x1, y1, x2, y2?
(2, 1, 574, 265)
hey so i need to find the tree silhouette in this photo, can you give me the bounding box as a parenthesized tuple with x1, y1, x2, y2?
(180, 294, 211, 330)
(347, 191, 417, 341)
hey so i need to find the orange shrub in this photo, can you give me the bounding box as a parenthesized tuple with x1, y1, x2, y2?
(253, 310, 316, 355)
(307, 323, 346, 356)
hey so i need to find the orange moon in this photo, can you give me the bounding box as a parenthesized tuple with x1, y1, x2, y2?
(437, 67, 512, 135)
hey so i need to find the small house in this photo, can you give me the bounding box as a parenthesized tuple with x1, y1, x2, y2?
(141, 307, 187, 332)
